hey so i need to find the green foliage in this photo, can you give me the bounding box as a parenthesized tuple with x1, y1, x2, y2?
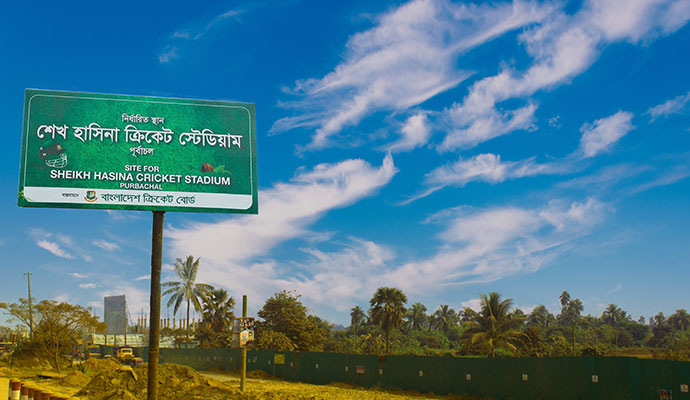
(257, 330, 296, 351)
(369, 287, 407, 354)
(163, 255, 213, 344)
(462, 292, 527, 358)
(257, 290, 329, 351)
(1, 299, 103, 372)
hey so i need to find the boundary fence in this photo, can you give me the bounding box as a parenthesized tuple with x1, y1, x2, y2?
(98, 346, 690, 399)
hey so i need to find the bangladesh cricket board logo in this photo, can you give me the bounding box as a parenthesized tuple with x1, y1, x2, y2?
(84, 190, 97, 202)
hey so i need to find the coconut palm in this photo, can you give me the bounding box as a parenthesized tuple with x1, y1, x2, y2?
(602, 304, 624, 326)
(350, 306, 366, 333)
(463, 292, 527, 358)
(406, 302, 428, 331)
(669, 309, 690, 331)
(163, 255, 213, 344)
(433, 305, 457, 332)
(201, 288, 235, 332)
(527, 305, 554, 327)
(369, 287, 407, 354)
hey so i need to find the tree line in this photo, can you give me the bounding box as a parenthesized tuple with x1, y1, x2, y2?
(4, 255, 690, 373)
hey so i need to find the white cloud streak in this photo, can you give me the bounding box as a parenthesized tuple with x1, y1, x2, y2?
(440, 0, 688, 151)
(166, 155, 397, 307)
(92, 240, 121, 252)
(646, 90, 690, 120)
(385, 113, 432, 153)
(578, 111, 635, 158)
(272, 0, 552, 150)
(36, 240, 73, 259)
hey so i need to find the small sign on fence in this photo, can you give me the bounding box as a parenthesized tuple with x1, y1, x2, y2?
(274, 354, 285, 365)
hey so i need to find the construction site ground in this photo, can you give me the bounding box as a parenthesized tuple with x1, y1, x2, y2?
(0, 357, 485, 399)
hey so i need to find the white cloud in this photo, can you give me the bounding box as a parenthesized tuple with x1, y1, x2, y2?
(79, 283, 97, 289)
(166, 155, 396, 307)
(646, 90, 690, 120)
(36, 240, 72, 259)
(82, 255, 93, 263)
(92, 240, 121, 252)
(272, 0, 552, 149)
(578, 111, 634, 158)
(70, 272, 87, 279)
(53, 294, 70, 303)
(404, 153, 571, 203)
(385, 113, 431, 153)
(425, 153, 560, 187)
(461, 298, 482, 311)
(134, 275, 151, 281)
(440, 0, 688, 151)
(381, 198, 609, 294)
(606, 283, 622, 295)
(158, 46, 178, 63)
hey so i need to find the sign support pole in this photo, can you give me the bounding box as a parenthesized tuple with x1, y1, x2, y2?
(147, 211, 165, 400)
(241, 294, 247, 392)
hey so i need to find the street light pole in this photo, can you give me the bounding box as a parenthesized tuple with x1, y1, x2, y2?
(24, 272, 34, 339)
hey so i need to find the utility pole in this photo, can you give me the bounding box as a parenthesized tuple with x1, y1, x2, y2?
(241, 295, 247, 392)
(24, 273, 34, 339)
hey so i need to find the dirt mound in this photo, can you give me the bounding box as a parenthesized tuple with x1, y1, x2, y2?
(84, 358, 121, 374)
(58, 370, 92, 387)
(76, 363, 242, 400)
(247, 369, 272, 379)
(8, 349, 52, 370)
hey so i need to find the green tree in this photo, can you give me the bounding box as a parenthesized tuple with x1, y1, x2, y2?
(668, 309, 690, 332)
(527, 305, 554, 327)
(350, 306, 366, 333)
(463, 292, 526, 358)
(406, 302, 428, 331)
(257, 290, 328, 351)
(433, 305, 457, 333)
(602, 304, 628, 326)
(369, 287, 408, 354)
(163, 255, 213, 345)
(201, 288, 235, 332)
(30, 300, 103, 372)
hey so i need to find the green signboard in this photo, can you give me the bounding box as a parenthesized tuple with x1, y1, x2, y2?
(18, 89, 257, 213)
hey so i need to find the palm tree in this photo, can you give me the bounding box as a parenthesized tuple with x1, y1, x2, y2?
(406, 302, 428, 331)
(463, 292, 526, 358)
(369, 287, 407, 354)
(163, 255, 213, 345)
(201, 288, 235, 332)
(527, 305, 553, 327)
(433, 305, 457, 332)
(669, 309, 690, 331)
(601, 303, 622, 326)
(350, 306, 366, 333)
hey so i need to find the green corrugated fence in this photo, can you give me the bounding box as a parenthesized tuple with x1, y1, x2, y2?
(108, 347, 690, 399)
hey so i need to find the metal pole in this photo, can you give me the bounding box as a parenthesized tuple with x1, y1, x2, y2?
(147, 211, 165, 400)
(240, 294, 247, 392)
(25, 272, 34, 339)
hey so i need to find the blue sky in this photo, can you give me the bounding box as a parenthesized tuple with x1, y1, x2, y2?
(1, 0, 689, 326)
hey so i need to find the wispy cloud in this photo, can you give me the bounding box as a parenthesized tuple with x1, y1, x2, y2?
(606, 284, 622, 295)
(134, 275, 151, 281)
(70, 272, 87, 279)
(646, 90, 690, 120)
(158, 9, 243, 63)
(36, 240, 72, 259)
(167, 155, 396, 305)
(79, 283, 98, 289)
(92, 240, 121, 252)
(272, 0, 552, 150)
(440, 0, 687, 151)
(578, 111, 634, 158)
(384, 113, 432, 153)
